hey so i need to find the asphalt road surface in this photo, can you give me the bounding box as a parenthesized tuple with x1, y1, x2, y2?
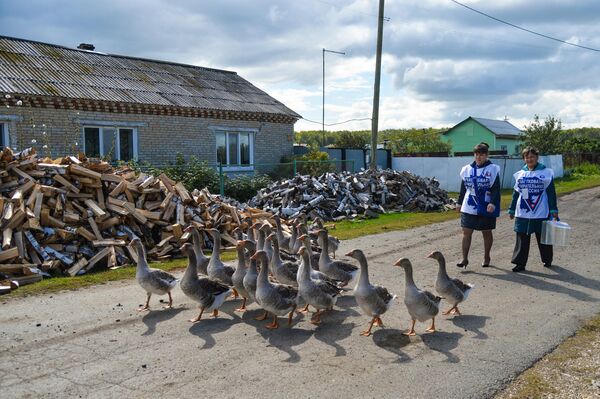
(2, 187, 599, 399)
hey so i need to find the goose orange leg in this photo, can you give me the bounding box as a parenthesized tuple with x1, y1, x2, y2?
(298, 304, 311, 314)
(137, 293, 151, 311)
(212, 309, 219, 318)
(229, 288, 239, 299)
(310, 310, 322, 325)
(287, 305, 297, 327)
(189, 307, 205, 323)
(255, 310, 268, 321)
(266, 314, 279, 329)
(235, 297, 247, 312)
(403, 319, 416, 336)
(373, 316, 384, 327)
(360, 317, 377, 337)
(163, 292, 173, 309)
(425, 317, 437, 333)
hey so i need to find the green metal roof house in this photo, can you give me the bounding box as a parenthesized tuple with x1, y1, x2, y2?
(442, 117, 524, 156)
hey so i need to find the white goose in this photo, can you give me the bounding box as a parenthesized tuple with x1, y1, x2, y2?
(130, 238, 177, 311)
(429, 251, 474, 315)
(180, 243, 231, 322)
(346, 249, 396, 336)
(394, 258, 441, 336)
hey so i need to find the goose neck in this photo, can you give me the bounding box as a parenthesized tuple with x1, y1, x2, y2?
(356, 253, 370, 286)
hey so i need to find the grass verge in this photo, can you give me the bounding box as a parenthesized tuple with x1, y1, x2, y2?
(4, 173, 599, 298)
(496, 313, 600, 399)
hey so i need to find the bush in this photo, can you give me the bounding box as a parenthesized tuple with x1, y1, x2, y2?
(223, 174, 272, 202)
(296, 150, 335, 176)
(572, 162, 600, 175)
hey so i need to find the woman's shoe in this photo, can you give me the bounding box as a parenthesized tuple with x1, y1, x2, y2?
(512, 264, 526, 272)
(456, 260, 469, 269)
(482, 258, 491, 268)
(543, 263, 552, 268)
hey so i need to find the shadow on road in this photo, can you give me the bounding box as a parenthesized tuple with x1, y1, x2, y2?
(372, 329, 412, 363)
(526, 265, 600, 293)
(471, 266, 597, 302)
(312, 308, 356, 357)
(450, 314, 490, 339)
(421, 331, 463, 363)
(187, 313, 238, 349)
(141, 307, 184, 336)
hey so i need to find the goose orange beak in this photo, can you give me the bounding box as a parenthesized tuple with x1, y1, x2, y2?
(344, 251, 353, 257)
(393, 259, 403, 267)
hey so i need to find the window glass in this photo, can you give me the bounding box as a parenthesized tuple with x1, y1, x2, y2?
(102, 128, 117, 161)
(228, 132, 238, 165)
(216, 132, 226, 164)
(119, 129, 134, 161)
(240, 132, 250, 165)
(84, 127, 100, 157)
(0, 123, 4, 148)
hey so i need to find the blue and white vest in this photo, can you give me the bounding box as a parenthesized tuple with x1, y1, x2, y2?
(459, 162, 501, 217)
(513, 167, 554, 219)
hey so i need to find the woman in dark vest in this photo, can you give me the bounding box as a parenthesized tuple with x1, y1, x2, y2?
(508, 146, 558, 272)
(456, 142, 501, 268)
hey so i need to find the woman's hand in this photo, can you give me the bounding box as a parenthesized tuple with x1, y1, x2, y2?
(456, 204, 461, 212)
(509, 213, 514, 220)
(551, 212, 559, 220)
(486, 204, 496, 213)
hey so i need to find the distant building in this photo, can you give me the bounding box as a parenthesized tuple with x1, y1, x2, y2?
(442, 117, 524, 156)
(0, 36, 300, 170)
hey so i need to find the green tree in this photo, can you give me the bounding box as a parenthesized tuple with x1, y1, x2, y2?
(523, 115, 563, 154)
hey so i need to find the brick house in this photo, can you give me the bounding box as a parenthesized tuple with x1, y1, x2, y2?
(0, 36, 300, 171)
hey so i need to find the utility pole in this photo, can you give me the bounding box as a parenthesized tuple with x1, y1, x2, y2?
(322, 48, 345, 148)
(370, 0, 385, 170)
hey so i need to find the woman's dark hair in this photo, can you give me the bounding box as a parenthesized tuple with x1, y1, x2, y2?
(521, 146, 539, 159)
(473, 142, 489, 154)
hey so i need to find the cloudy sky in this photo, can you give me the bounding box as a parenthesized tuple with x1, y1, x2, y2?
(2, 0, 600, 131)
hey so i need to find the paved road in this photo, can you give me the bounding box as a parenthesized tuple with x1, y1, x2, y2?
(1, 187, 599, 399)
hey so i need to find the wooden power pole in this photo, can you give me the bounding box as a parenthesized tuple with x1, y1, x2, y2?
(370, 0, 385, 170)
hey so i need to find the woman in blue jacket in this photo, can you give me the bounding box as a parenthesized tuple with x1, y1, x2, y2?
(508, 147, 558, 272)
(456, 142, 501, 268)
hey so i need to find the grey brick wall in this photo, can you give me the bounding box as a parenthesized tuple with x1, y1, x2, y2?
(0, 107, 294, 168)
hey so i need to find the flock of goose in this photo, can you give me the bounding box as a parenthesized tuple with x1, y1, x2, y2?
(129, 215, 474, 337)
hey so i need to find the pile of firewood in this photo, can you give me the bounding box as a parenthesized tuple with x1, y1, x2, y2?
(249, 169, 455, 221)
(0, 148, 270, 293)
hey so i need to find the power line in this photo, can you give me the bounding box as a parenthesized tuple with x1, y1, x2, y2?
(450, 0, 600, 53)
(302, 117, 372, 126)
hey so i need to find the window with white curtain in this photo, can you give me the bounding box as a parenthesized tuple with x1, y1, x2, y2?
(214, 129, 254, 170)
(83, 126, 137, 161)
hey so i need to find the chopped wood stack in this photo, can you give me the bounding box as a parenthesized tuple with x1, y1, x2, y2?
(0, 148, 270, 292)
(249, 169, 455, 221)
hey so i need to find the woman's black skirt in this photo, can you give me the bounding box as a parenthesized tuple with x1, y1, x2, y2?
(461, 212, 496, 231)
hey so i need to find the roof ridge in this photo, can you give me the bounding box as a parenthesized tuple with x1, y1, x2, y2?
(0, 34, 237, 75)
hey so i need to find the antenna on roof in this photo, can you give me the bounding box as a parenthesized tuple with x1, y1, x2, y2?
(77, 43, 95, 51)
(504, 115, 509, 121)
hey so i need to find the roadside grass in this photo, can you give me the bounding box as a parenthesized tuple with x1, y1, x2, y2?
(496, 313, 600, 399)
(4, 173, 599, 299)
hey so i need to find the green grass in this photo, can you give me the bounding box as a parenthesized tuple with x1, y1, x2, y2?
(4, 174, 600, 299)
(4, 251, 237, 299)
(499, 313, 600, 398)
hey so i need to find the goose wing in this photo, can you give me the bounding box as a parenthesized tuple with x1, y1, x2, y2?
(198, 278, 231, 296)
(331, 260, 358, 273)
(314, 279, 343, 296)
(149, 269, 177, 284)
(274, 283, 298, 300)
(374, 284, 394, 304)
(451, 278, 471, 293)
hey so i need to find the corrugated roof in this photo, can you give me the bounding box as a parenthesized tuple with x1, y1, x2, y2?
(472, 117, 522, 137)
(0, 36, 300, 119)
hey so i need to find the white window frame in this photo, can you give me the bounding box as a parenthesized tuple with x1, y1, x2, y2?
(82, 126, 138, 161)
(211, 127, 256, 171)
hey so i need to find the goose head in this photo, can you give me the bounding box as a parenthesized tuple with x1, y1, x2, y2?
(265, 233, 277, 243)
(180, 242, 193, 255)
(129, 237, 143, 250)
(427, 251, 444, 261)
(242, 239, 256, 253)
(393, 258, 412, 269)
(344, 248, 363, 259)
